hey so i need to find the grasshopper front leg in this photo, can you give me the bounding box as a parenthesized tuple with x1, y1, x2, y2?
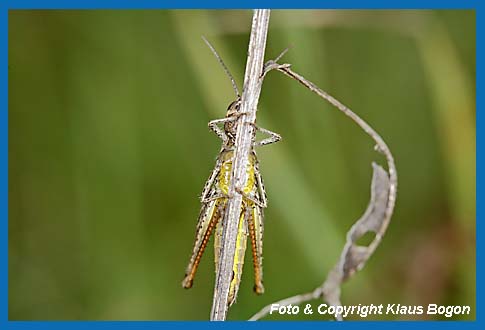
(208, 117, 235, 143)
(253, 124, 282, 147)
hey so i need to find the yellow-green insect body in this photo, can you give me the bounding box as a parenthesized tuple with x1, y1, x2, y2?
(182, 38, 280, 307)
(182, 98, 279, 306)
(214, 150, 261, 304)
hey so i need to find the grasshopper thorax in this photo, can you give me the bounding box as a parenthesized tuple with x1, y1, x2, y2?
(224, 97, 242, 145)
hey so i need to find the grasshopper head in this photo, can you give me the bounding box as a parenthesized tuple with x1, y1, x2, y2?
(224, 97, 242, 143)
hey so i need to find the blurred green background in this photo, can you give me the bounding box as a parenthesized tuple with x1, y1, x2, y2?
(8, 10, 475, 320)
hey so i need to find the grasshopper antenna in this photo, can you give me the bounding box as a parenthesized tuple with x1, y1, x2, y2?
(202, 36, 240, 98)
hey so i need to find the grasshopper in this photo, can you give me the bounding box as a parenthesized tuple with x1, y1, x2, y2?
(182, 37, 281, 306)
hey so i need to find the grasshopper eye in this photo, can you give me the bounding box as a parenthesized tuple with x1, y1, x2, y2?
(226, 98, 241, 113)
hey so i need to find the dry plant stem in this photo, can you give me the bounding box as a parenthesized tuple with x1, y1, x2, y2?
(250, 63, 398, 321)
(275, 65, 397, 233)
(249, 288, 322, 321)
(210, 9, 271, 321)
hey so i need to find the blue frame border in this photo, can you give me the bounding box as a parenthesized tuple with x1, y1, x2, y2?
(0, 0, 480, 9)
(3, 0, 479, 329)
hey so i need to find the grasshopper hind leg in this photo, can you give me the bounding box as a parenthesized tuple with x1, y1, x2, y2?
(182, 199, 222, 289)
(253, 124, 282, 147)
(247, 203, 265, 295)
